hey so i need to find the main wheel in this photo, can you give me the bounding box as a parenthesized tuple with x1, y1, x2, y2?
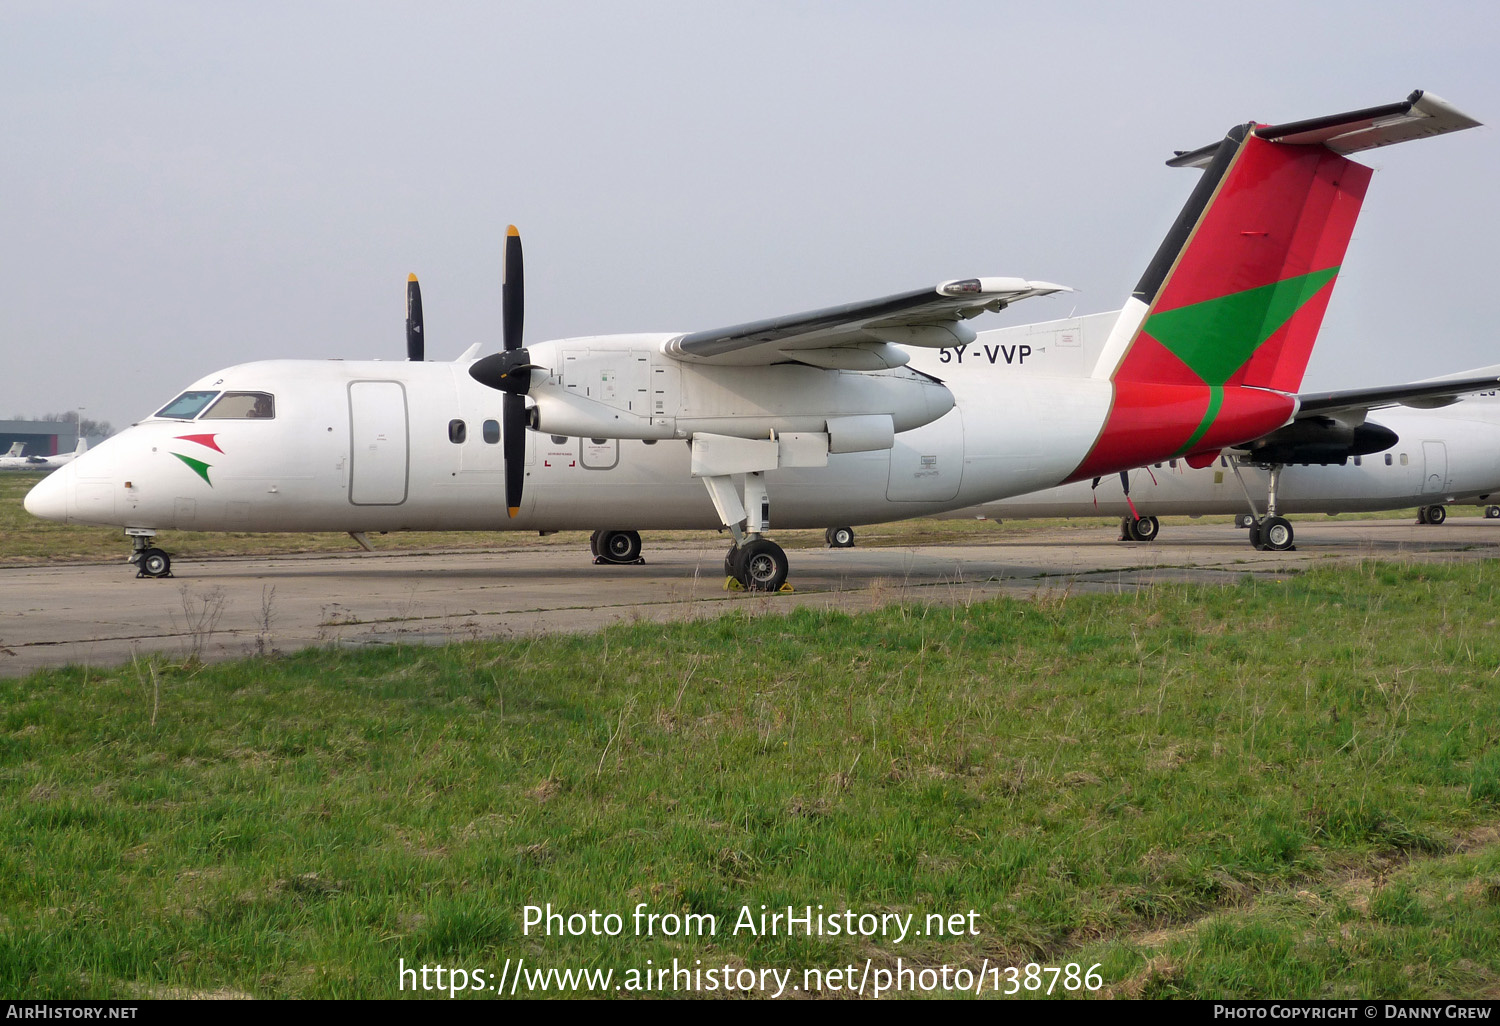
(597, 530, 642, 563)
(1486, 506, 1500, 520)
(1247, 522, 1263, 550)
(588, 530, 602, 556)
(1425, 504, 1447, 525)
(141, 548, 172, 577)
(829, 526, 855, 548)
(1260, 516, 1294, 551)
(724, 545, 740, 579)
(735, 539, 789, 592)
(1131, 516, 1160, 542)
(1235, 513, 1255, 530)
(1416, 506, 1429, 524)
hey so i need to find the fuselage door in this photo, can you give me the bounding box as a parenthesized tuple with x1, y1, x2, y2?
(886, 409, 964, 501)
(348, 380, 410, 505)
(1422, 440, 1449, 495)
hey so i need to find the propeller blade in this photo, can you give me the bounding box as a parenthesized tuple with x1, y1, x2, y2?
(503, 225, 524, 352)
(406, 274, 424, 361)
(503, 392, 526, 517)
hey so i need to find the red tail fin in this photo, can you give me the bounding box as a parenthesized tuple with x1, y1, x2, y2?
(1074, 91, 1478, 481)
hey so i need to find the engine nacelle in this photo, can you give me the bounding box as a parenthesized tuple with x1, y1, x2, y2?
(1241, 416, 1399, 466)
(525, 338, 954, 446)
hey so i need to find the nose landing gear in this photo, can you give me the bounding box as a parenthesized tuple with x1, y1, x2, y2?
(127, 530, 173, 578)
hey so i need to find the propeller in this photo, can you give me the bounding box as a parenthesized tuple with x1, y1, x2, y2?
(468, 225, 535, 517)
(406, 274, 424, 361)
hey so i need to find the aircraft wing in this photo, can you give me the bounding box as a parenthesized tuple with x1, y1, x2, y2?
(661, 278, 1070, 369)
(1296, 373, 1500, 418)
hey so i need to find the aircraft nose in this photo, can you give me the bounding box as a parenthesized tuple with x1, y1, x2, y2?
(23, 466, 70, 522)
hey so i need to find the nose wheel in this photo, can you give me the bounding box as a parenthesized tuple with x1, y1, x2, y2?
(127, 532, 173, 578)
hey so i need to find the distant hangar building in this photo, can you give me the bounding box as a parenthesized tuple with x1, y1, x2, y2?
(0, 420, 79, 457)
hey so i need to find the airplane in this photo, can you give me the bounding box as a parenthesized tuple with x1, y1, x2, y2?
(4, 442, 25, 458)
(905, 388, 1500, 549)
(0, 437, 88, 473)
(23, 91, 1481, 586)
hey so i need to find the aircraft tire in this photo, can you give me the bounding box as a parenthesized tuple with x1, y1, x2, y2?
(1424, 504, 1447, 525)
(588, 530, 601, 557)
(1261, 516, 1295, 551)
(725, 545, 741, 579)
(597, 530, 642, 563)
(736, 539, 788, 592)
(1235, 513, 1255, 529)
(1132, 516, 1160, 542)
(829, 526, 855, 548)
(141, 548, 172, 578)
(1486, 506, 1500, 520)
(1247, 523, 1263, 550)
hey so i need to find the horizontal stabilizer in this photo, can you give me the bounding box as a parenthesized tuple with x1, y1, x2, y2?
(1168, 90, 1481, 168)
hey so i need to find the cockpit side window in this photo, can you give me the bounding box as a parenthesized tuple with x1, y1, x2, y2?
(201, 392, 276, 420)
(154, 390, 221, 420)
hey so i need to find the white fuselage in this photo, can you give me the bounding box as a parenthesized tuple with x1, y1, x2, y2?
(945, 399, 1500, 522)
(25, 317, 1124, 534)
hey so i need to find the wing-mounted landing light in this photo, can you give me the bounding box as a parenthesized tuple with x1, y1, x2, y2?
(467, 226, 534, 517)
(406, 274, 424, 361)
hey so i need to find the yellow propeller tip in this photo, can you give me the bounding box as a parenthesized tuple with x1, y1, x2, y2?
(407, 273, 418, 282)
(507, 506, 521, 518)
(506, 225, 520, 237)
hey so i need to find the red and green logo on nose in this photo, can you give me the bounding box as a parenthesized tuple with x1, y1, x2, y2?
(170, 434, 221, 485)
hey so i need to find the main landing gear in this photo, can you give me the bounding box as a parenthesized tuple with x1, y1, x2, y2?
(825, 526, 856, 548)
(1226, 457, 1295, 551)
(1118, 516, 1160, 542)
(723, 538, 790, 592)
(589, 530, 644, 565)
(1486, 505, 1500, 520)
(127, 530, 173, 579)
(1416, 505, 1447, 525)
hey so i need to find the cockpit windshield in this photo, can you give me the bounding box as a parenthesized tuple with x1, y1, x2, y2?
(154, 390, 220, 419)
(201, 392, 275, 420)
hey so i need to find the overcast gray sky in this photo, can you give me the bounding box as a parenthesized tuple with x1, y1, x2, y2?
(4, 1, 1497, 431)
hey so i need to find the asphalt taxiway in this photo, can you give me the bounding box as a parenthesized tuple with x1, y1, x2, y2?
(2, 519, 1496, 676)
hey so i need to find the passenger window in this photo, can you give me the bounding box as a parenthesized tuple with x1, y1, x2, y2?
(449, 419, 467, 444)
(550, 435, 568, 445)
(1353, 456, 1362, 466)
(1385, 454, 1393, 466)
(1169, 459, 1177, 469)
(483, 419, 500, 444)
(201, 391, 275, 419)
(1400, 453, 1409, 465)
(154, 390, 220, 419)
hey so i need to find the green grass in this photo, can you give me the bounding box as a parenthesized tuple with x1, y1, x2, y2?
(4, 561, 1500, 998)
